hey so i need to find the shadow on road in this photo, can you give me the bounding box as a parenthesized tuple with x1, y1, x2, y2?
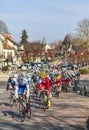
(86, 116, 89, 130)
(1, 110, 24, 122)
(0, 120, 86, 130)
(1, 102, 11, 107)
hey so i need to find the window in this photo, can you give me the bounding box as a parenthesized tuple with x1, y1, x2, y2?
(7, 52, 9, 58)
(4, 52, 5, 58)
(10, 52, 12, 56)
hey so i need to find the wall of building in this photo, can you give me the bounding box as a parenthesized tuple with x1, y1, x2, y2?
(0, 40, 3, 55)
(3, 49, 15, 58)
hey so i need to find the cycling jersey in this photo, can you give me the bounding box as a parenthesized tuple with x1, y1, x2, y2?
(13, 78, 30, 98)
(6, 78, 15, 90)
(37, 76, 51, 91)
(54, 78, 62, 85)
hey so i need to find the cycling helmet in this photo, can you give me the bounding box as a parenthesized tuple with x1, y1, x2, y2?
(41, 72, 46, 79)
(18, 74, 23, 80)
(56, 74, 62, 80)
(18, 73, 23, 77)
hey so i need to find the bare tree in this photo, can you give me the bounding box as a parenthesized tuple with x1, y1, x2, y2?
(0, 20, 9, 34)
(62, 33, 74, 53)
(76, 18, 89, 40)
(76, 18, 89, 51)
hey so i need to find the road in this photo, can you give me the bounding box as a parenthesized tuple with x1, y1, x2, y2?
(0, 74, 89, 130)
(0, 87, 89, 130)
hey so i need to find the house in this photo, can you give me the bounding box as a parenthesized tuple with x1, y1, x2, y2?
(0, 34, 4, 55)
(0, 35, 4, 68)
(0, 33, 22, 67)
(43, 44, 51, 52)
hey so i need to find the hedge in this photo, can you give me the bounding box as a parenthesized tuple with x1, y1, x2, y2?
(79, 68, 89, 74)
(2, 65, 11, 71)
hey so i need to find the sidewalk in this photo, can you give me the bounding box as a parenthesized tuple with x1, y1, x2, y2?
(0, 72, 9, 81)
(0, 72, 18, 81)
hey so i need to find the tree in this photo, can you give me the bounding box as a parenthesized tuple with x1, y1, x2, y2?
(30, 41, 45, 61)
(62, 34, 73, 52)
(76, 18, 89, 51)
(0, 20, 8, 34)
(76, 18, 89, 40)
(55, 40, 62, 51)
(70, 36, 83, 51)
(20, 30, 28, 50)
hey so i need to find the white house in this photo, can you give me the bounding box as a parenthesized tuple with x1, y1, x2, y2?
(43, 44, 51, 52)
(0, 33, 23, 67)
(2, 34, 15, 60)
(0, 34, 4, 55)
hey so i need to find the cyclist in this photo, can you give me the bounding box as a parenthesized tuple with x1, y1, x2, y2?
(6, 74, 17, 104)
(38, 72, 51, 107)
(6, 74, 15, 93)
(62, 71, 71, 92)
(14, 74, 30, 108)
(53, 73, 62, 96)
(26, 74, 32, 87)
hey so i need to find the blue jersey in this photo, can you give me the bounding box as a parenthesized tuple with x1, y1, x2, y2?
(13, 78, 29, 95)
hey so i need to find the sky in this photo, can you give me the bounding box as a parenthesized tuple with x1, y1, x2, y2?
(0, 0, 89, 43)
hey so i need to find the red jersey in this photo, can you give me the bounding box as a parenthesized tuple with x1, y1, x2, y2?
(37, 77, 51, 91)
(54, 78, 62, 86)
(41, 77, 51, 91)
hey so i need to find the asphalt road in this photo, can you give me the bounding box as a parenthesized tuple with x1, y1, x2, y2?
(0, 83, 89, 130)
(0, 73, 89, 130)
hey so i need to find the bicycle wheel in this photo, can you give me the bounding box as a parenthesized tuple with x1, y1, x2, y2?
(19, 110, 25, 122)
(42, 96, 48, 111)
(19, 101, 25, 122)
(10, 94, 14, 106)
(27, 103, 31, 119)
(42, 102, 47, 111)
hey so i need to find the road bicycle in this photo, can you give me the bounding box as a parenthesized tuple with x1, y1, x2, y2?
(39, 90, 50, 111)
(18, 94, 31, 122)
(54, 85, 61, 97)
(9, 87, 16, 107)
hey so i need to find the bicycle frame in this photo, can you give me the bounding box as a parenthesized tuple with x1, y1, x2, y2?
(39, 90, 48, 111)
(18, 94, 31, 121)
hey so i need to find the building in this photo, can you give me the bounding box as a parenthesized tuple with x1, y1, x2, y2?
(0, 34, 4, 55)
(43, 44, 51, 52)
(22, 41, 52, 62)
(0, 33, 22, 68)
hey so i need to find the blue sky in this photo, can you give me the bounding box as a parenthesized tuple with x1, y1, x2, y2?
(0, 0, 89, 43)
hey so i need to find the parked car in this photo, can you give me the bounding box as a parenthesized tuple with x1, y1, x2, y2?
(35, 62, 44, 67)
(21, 64, 32, 70)
(29, 62, 35, 67)
(21, 65, 27, 70)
